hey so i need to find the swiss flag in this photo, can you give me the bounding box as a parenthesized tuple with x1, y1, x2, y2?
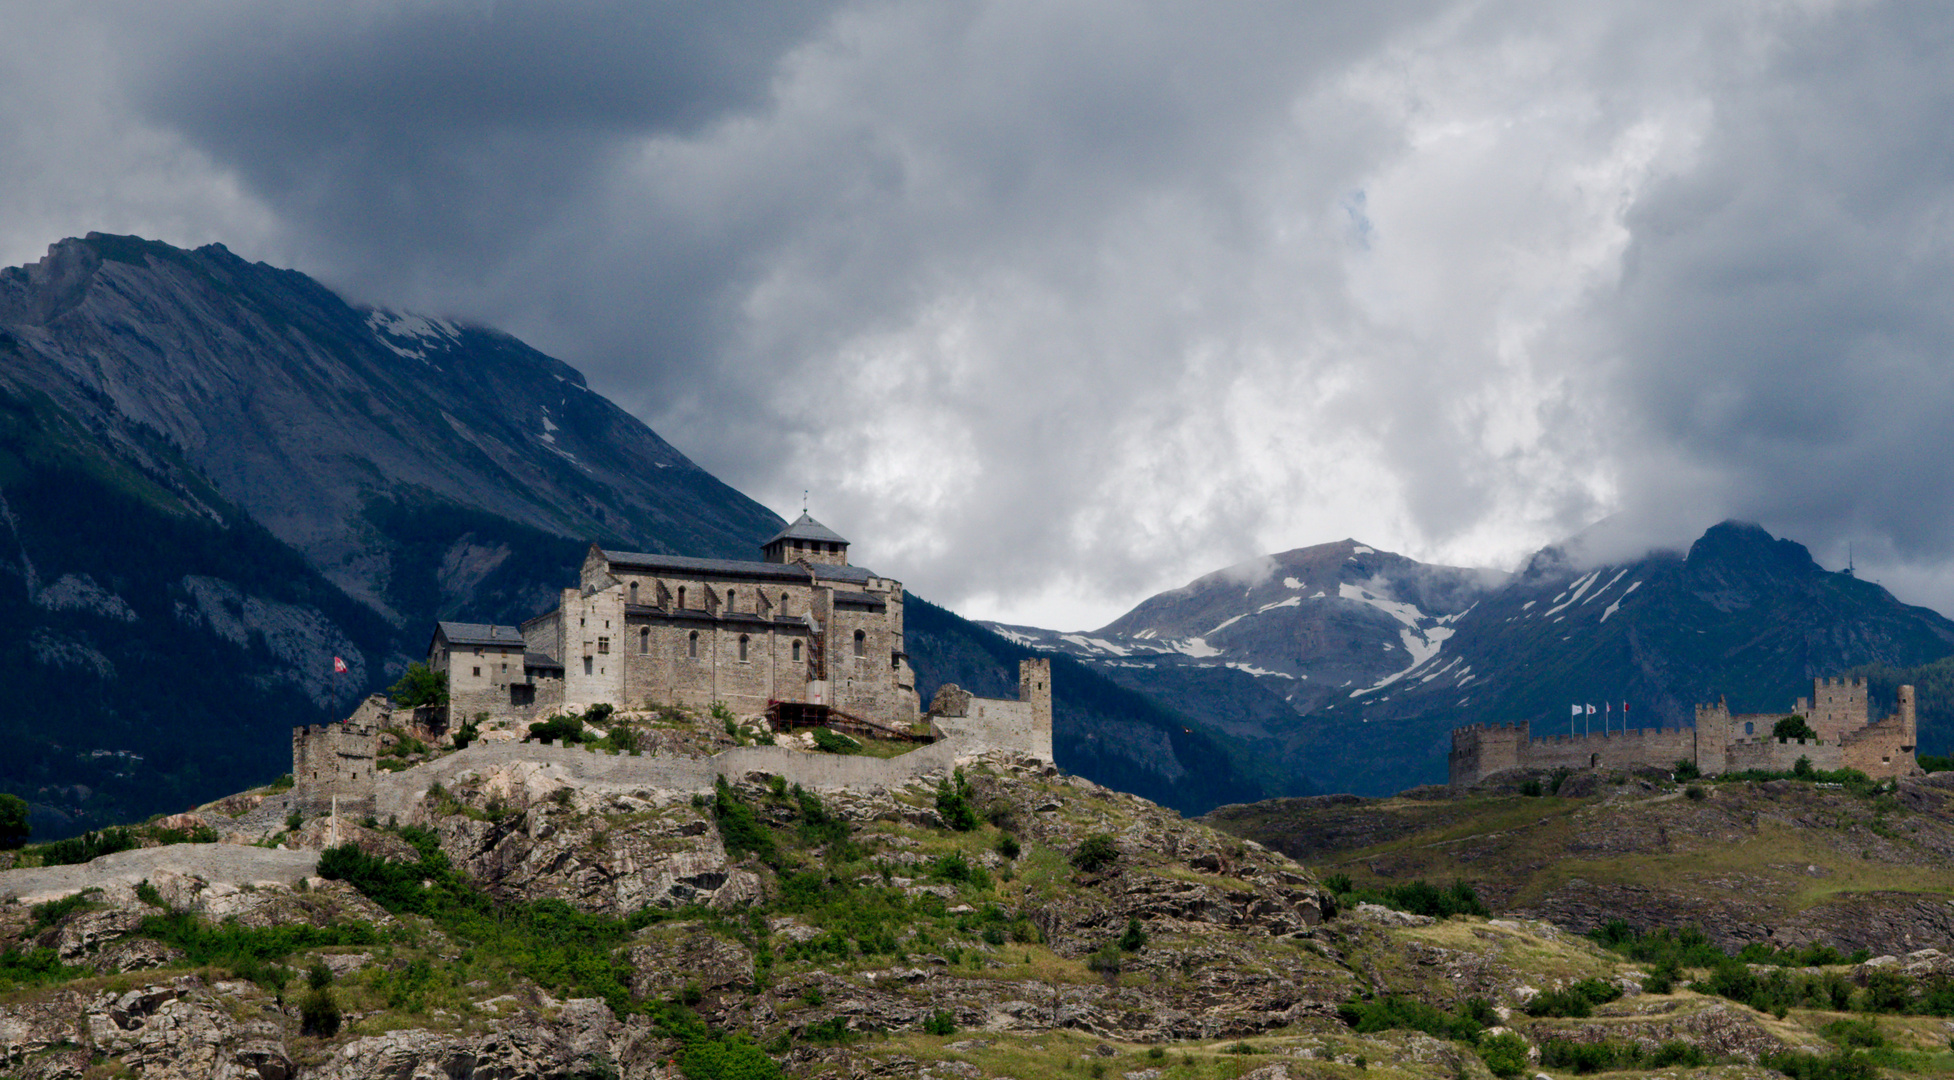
(333, 656, 348, 674)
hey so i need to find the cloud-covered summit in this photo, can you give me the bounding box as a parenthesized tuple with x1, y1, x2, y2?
(6, 1, 1954, 627)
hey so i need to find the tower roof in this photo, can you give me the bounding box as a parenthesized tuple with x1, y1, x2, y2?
(765, 512, 849, 548)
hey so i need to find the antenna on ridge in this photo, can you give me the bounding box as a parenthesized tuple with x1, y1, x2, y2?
(1847, 542, 1855, 578)
(803, 489, 809, 515)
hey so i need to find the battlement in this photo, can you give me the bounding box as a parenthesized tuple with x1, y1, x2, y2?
(289, 694, 384, 819)
(1449, 677, 1919, 788)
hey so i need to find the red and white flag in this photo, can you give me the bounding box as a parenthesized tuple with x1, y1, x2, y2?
(333, 656, 348, 674)
(1585, 704, 1596, 715)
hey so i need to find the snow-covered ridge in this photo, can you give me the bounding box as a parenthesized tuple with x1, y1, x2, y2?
(366, 309, 462, 362)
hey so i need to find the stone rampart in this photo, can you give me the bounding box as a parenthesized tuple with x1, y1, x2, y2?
(1725, 737, 1841, 774)
(372, 735, 1006, 823)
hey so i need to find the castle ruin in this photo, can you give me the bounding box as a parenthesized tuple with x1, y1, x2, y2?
(1449, 677, 1920, 788)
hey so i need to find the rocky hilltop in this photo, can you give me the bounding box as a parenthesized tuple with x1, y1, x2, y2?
(2, 717, 1949, 1078)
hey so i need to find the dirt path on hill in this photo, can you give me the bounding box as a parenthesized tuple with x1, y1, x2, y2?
(0, 844, 318, 903)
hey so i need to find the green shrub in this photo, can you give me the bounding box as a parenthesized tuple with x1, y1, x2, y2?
(1086, 941, 1125, 974)
(29, 890, 101, 931)
(134, 879, 167, 909)
(1322, 872, 1353, 894)
(1538, 1039, 1622, 1074)
(1674, 758, 1701, 780)
(389, 662, 448, 708)
(1478, 1031, 1529, 1078)
(1762, 1049, 1879, 1080)
(1337, 995, 1483, 1043)
(1776, 715, 1819, 741)
(1820, 1018, 1886, 1048)
(1518, 778, 1544, 797)
(676, 1034, 780, 1079)
(1649, 1041, 1707, 1067)
(712, 778, 779, 867)
(935, 769, 978, 831)
(810, 728, 859, 755)
(1070, 834, 1119, 873)
(300, 987, 342, 1036)
(528, 714, 585, 745)
(1118, 918, 1148, 952)
(0, 793, 29, 850)
(39, 827, 139, 866)
(1361, 879, 1488, 918)
(1685, 784, 1706, 801)
(995, 834, 1021, 860)
(922, 1009, 957, 1036)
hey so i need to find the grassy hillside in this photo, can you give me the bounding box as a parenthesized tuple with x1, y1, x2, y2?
(1206, 766, 1954, 957)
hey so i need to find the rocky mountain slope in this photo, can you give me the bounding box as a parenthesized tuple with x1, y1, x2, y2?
(5, 722, 1936, 1079)
(0, 233, 1273, 833)
(999, 524, 1954, 797)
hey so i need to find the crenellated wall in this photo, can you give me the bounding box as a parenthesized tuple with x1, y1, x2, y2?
(1449, 678, 1922, 788)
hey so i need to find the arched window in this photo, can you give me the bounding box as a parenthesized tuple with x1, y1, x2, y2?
(780, 591, 791, 616)
(1744, 721, 1754, 736)
(688, 631, 699, 659)
(639, 627, 649, 654)
(629, 582, 638, 603)
(678, 586, 687, 609)
(726, 589, 736, 612)
(792, 640, 802, 662)
(738, 635, 749, 662)
(853, 629, 866, 658)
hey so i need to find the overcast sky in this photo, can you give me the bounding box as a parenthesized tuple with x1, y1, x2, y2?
(6, 1, 1954, 629)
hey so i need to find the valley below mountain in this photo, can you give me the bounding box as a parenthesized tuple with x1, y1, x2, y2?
(997, 525, 1954, 797)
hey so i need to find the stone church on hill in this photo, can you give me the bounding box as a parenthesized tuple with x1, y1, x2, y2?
(1449, 676, 1921, 788)
(428, 513, 921, 729)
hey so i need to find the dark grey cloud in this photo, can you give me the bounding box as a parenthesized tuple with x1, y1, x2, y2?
(10, 1, 1954, 627)
(1595, 5, 1954, 582)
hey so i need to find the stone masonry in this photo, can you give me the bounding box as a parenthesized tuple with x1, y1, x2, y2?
(429, 513, 920, 730)
(287, 694, 382, 819)
(1449, 677, 1921, 788)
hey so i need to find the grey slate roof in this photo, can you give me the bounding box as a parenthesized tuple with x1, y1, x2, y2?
(436, 621, 525, 648)
(599, 549, 877, 585)
(830, 590, 888, 609)
(764, 513, 849, 548)
(524, 652, 564, 671)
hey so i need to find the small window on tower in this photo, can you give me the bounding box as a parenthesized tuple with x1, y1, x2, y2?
(473, 666, 481, 678)
(678, 587, 687, 609)
(629, 582, 638, 603)
(689, 631, 699, 658)
(792, 640, 802, 662)
(639, 628, 649, 654)
(739, 634, 749, 662)
(598, 637, 610, 655)
(853, 630, 866, 658)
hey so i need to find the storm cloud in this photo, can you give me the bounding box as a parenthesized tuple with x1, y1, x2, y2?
(5, 0, 1954, 627)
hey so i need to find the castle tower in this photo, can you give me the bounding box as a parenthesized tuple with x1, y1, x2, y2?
(762, 513, 850, 566)
(1693, 696, 1732, 775)
(1020, 658, 1054, 763)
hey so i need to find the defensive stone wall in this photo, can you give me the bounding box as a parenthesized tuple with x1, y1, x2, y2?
(372, 735, 1029, 823)
(925, 659, 1054, 763)
(1450, 678, 1922, 788)
(1725, 736, 1842, 774)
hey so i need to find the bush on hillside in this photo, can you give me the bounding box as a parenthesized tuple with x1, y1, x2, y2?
(1775, 714, 1819, 741)
(0, 793, 28, 850)
(1070, 834, 1119, 873)
(389, 662, 448, 708)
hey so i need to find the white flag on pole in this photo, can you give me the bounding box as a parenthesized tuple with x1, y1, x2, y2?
(1586, 704, 1596, 715)
(1571, 704, 1582, 717)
